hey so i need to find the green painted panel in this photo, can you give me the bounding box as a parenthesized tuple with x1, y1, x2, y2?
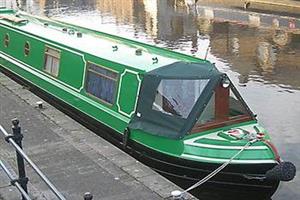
(0, 26, 84, 90)
(58, 50, 85, 89)
(130, 129, 185, 156)
(118, 70, 140, 117)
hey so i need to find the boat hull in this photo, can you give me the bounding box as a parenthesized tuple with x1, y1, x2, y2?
(0, 66, 279, 200)
(130, 141, 280, 200)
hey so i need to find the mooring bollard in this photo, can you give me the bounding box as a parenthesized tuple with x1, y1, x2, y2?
(171, 190, 184, 200)
(11, 118, 29, 200)
(83, 192, 93, 200)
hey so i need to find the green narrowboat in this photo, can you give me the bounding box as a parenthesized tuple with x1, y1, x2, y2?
(0, 8, 295, 200)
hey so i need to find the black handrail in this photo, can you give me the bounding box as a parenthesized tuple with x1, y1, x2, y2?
(0, 159, 31, 200)
(0, 119, 66, 200)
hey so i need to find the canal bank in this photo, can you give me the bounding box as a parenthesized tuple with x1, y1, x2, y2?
(0, 71, 197, 200)
(196, 0, 300, 16)
(193, 0, 300, 32)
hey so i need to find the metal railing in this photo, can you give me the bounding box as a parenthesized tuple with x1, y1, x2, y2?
(0, 119, 94, 200)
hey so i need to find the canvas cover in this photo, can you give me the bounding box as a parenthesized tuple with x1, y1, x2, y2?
(129, 61, 224, 139)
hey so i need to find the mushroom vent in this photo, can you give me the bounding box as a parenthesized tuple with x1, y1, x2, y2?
(77, 32, 82, 38)
(135, 48, 142, 56)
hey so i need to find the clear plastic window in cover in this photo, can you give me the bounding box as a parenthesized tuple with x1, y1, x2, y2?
(152, 79, 209, 118)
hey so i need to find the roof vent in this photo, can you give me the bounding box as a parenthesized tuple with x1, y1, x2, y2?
(44, 23, 48, 27)
(152, 57, 158, 64)
(112, 45, 118, 51)
(68, 29, 75, 35)
(77, 32, 82, 38)
(62, 27, 67, 33)
(135, 48, 142, 56)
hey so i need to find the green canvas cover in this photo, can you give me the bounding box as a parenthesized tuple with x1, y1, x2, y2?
(129, 61, 223, 139)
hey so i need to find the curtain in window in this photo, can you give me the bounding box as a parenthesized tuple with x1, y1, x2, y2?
(86, 72, 116, 104)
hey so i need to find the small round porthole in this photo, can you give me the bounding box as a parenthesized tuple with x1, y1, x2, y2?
(24, 41, 30, 56)
(4, 33, 10, 47)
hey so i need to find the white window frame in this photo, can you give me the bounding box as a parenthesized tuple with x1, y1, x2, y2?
(43, 46, 61, 77)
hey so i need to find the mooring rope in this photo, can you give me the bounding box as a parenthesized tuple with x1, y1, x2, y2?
(182, 139, 257, 194)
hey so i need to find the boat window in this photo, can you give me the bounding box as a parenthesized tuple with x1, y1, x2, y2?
(44, 47, 60, 76)
(85, 63, 118, 105)
(24, 41, 30, 56)
(4, 33, 9, 47)
(192, 85, 251, 133)
(152, 79, 209, 119)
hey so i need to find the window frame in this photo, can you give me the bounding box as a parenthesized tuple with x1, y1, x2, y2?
(84, 61, 119, 106)
(4, 33, 10, 47)
(191, 85, 254, 133)
(24, 41, 30, 56)
(43, 45, 61, 77)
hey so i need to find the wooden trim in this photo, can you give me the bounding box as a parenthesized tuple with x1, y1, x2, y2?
(191, 115, 252, 133)
(215, 85, 229, 120)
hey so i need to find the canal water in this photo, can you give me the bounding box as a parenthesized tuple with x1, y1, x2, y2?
(2, 0, 299, 199)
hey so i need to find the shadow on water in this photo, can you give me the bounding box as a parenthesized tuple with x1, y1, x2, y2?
(3, 0, 299, 199)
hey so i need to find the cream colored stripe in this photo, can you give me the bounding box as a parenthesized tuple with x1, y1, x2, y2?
(181, 153, 276, 164)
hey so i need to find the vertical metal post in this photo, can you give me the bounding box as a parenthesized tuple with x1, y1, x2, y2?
(12, 118, 28, 200)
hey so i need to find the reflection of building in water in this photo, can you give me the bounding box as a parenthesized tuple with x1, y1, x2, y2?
(256, 42, 276, 73)
(156, 0, 198, 49)
(159, 0, 196, 38)
(96, 0, 134, 24)
(1, 0, 20, 9)
(3, 0, 45, 15)
(197, 18, 213, 35)
(272, 30, 290, 47)
(94, 0, 198, 48)
(209, 22, 300, 89)
(95, 0, 158, 36)
(143, 0, 158, 36)
(174, 0, 190, 14)
(8, 0, 99, 16)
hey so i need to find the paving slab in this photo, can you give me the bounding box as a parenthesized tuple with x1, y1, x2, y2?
(0, 71, 197, 200)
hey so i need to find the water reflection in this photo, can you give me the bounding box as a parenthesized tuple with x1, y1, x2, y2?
(256, 41, 276, 73)
(2, 0, 300, 199)
(7, 0, 299, 92)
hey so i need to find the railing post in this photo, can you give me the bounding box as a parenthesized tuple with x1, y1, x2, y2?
(83, 192, 93, 200)
(11, 118, 28, 200)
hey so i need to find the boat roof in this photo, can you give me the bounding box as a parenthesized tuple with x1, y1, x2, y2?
(0, 8, 212, 73)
